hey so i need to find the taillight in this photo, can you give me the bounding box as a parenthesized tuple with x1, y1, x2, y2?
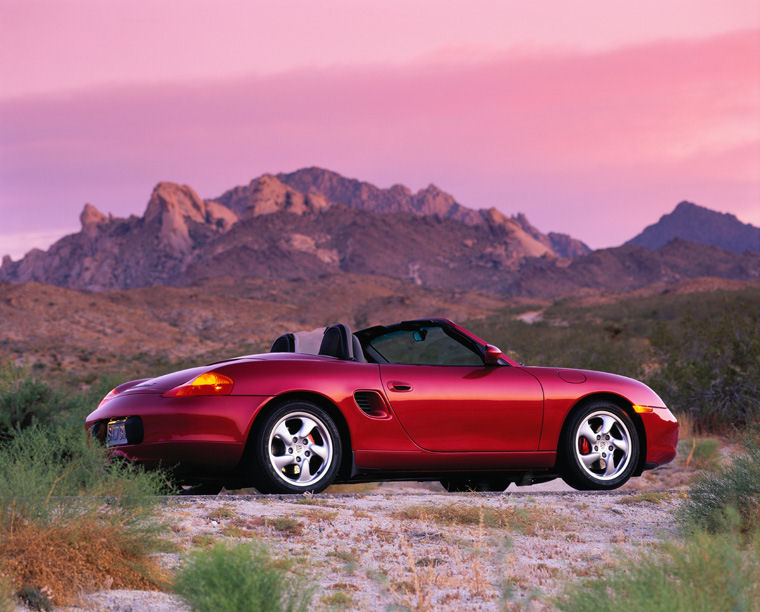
(97, 387, 119, 409)
(163, 372, 234, 398)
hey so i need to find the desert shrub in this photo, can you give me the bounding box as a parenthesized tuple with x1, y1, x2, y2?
(468, 289, 760, 434)
(0, 421, 169, 605)
(174, 542, 312, 612)
(556, 530, 760, 612)
(0, 422, 166, 527)
(1, 519, 166, 606)
(0, 574, 14, 612)
(469, 318, 647, 380)
(678, 442, 760, 534)
(0, 363, 71, 443)
(649, 302, 760, 432)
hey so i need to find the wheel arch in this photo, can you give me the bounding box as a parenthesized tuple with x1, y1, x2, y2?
(243, 391, 354, 482)
(556, 392, 647, 476)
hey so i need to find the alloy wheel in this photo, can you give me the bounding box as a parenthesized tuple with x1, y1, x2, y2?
(574, 410, 632, 481)
(267, 411, 333, 487)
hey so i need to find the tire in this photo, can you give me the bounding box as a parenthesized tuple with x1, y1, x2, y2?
(440, 474, 512, 492)
(252, 401, 342, 494)
(559, 401, 640, 490)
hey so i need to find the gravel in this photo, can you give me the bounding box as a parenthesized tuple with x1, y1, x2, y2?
(48, 480, 681, 611)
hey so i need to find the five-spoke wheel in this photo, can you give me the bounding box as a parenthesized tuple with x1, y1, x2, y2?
(252, 401, 341, 493)
(560, 402, 639, 490)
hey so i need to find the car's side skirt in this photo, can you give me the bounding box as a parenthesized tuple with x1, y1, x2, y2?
(354, 450, 556, 471)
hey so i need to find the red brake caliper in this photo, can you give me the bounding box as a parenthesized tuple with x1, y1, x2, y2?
(579, 437, 591, 455)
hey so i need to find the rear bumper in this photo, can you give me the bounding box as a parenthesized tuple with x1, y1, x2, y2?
(86, 392, 273, 471)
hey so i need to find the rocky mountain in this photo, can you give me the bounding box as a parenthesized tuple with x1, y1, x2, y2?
(626, 201, 760, 254)
(0, 170, 757, 296)
(234, 168, 590, 258)
(0, 169, 588, 292)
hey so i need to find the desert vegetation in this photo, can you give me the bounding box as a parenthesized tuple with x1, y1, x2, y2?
(0, 365, 169, 609)
(470, 284, 760, 432)
(0, 283, 758, 609)
(174, 542, 313, 612)
(556, 439, 760, 612)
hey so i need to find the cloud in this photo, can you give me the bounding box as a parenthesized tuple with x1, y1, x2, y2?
(1, 29, 758, 248)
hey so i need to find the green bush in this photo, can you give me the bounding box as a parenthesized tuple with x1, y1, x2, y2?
(678, 443, 760, 534)
(174, 542, 313, 612)
(0, 364, 71, 442)
(0, 421, 166, 528)
(649, 302, 760, 432)
(556, 530, 760, 612)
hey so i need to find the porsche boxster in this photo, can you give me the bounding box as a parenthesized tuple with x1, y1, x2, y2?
(86, 319, 678, 493)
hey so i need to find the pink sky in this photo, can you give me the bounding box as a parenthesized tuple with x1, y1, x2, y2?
(1, 1, 759, 258)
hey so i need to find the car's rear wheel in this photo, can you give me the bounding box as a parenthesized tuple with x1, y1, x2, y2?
(252, 401, 341, 494)
(440, 474, 512, 492)
(559, 401, 639, 490)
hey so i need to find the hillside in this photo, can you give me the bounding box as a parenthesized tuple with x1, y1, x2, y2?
(626, 201, 760, 254)
(0, 275, 507, 376)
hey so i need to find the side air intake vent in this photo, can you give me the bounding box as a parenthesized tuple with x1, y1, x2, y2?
(354, 391, 390, 419)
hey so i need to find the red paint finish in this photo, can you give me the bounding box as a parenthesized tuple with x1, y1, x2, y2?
(379, 363, 543, 451)
(89, 391, 272, 468)
(640, 408, 679, 465)
(354, 450, 555, 470)
(85, 319, 678, 488)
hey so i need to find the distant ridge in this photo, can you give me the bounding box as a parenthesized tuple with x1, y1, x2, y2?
(0, 170, 757, 296)
(626, 201, 760, 254)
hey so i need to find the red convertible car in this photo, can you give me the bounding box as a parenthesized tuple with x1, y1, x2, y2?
(86, 319, 678, 493)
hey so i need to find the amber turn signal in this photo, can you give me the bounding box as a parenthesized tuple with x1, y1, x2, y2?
(164, 372, 234, 397)
(632, 404, 655, 413)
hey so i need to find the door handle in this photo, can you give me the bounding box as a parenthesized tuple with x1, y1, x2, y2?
(387, 381, 413, 392)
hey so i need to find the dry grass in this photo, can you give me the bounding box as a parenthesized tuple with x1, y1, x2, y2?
(0, 520, 166, 606)
(206, 506, 236, 522)
(242, 516, 303, 536)
(393, 503, 569, 535)
(327, 549, 360, 574)
(679, 437, 722, 471)
(299, 507, 339, 522)
(619, 491, 673, 505)
(220, 526, 258, 539)
(320, 590, 354, 608)
(190, 534, 217, 548)
(395, 537, 433, 612)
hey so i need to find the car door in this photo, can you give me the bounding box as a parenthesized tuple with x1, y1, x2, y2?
(369, 325, 544, 452)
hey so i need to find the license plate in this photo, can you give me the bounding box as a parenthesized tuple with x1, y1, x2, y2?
(106, 420, 128, 446)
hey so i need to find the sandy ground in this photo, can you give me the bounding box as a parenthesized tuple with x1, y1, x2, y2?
(55, 470, 684, 612)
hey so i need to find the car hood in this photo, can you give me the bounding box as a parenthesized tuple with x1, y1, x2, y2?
(523, 366, 667, 408)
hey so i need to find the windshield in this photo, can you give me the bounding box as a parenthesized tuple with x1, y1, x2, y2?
(367, 325, 484, 366)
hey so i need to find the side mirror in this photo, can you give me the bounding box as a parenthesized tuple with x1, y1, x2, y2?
(484, 344, 503, 365)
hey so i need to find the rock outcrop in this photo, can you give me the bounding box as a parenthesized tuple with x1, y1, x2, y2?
(1, 169, 756, 296)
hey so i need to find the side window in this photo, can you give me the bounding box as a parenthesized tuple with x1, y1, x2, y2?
(368, 326, 484, 366)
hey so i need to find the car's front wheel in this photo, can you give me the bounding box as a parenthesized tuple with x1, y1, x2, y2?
(252, 401, 342, 494)
(559, 401, 639, 490)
